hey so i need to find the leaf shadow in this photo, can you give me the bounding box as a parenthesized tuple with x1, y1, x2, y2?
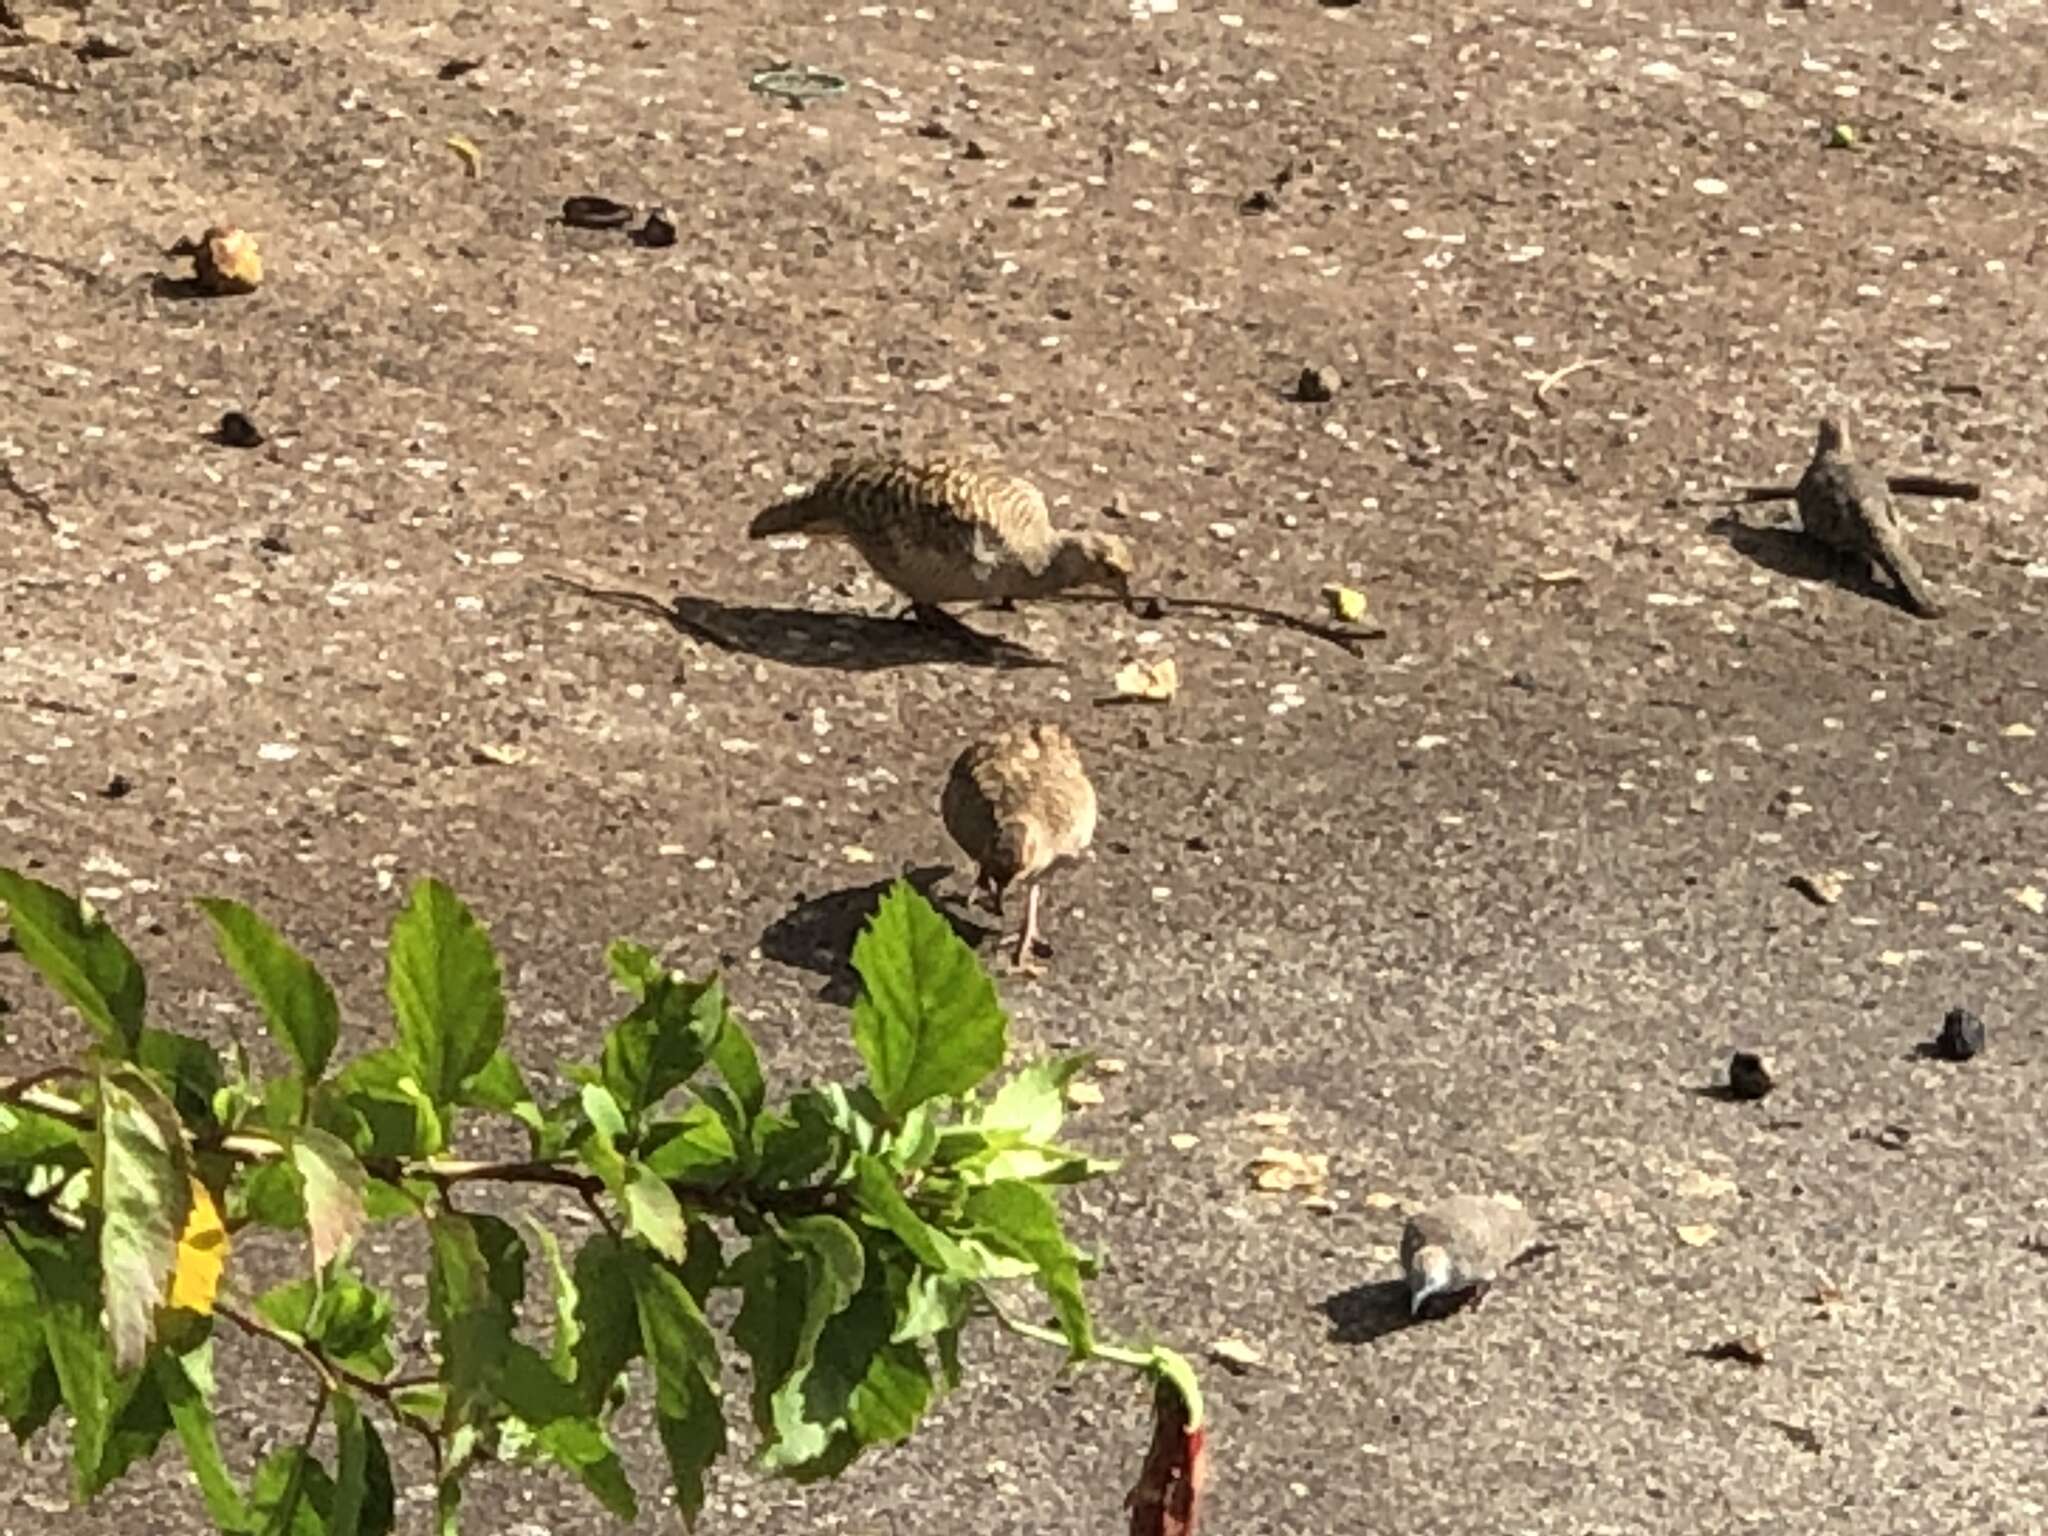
(1704, 514, 1917, 616)
(759, 867, 995, 1004)
(543, 574, 1052, 672)
(1316, 1280, 1418, 1346)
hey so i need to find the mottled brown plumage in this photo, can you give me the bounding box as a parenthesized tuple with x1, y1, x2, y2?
(1794, 415, 1943, 619)
(1400, 1194, 1539, 1317)
(749, 457, 1136, 619)
(940, 722, 1098, 969)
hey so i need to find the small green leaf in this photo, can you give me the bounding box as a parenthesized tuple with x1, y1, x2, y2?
(255, 1273, 395, 1380)
(600, 963, 723, 1120)
(850, 881, 1006, 1119)
(964, 1181, 1094, 1359)
(0, 1103, 87, 1171)
(290, 1127, 367, 1271)
(570, 1234, 642, 1418)
(329, 1392, 397, 1536)
(850, 1154, 978, 1277)
(154, 1341, 250, 1531)
(709, 1001, 766, 1121)
(631, 1249, 725, 1527)
(458, 1047, 544, 1140)
(638, 1105, 738, 1184)
(752, 1097, 842, 1190)
(197, 897, 341, 1079)
(322, 1047, 444, 1159)
(96, 1068, 192, 1374)
(528, 1219, 581, 1379)
(1146, 1345, 1205, 1431)
(978, 1055, 1090, 1143)
(428, 1213, 527, 1425)
(0, 1240, 59, 1440)
(622, 1160, 688, 1263)
(730, 1216, 865, 1470)
(0, 867, 146, 1055)
(250, 1445, 336, 1536)
(386, 879, 505, 1107)
(137, 1028, 228, 1131)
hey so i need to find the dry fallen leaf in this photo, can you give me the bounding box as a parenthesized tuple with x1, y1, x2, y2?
(1247, 1110, 1292, 1131)
(1167, 1132, 1200, 1152)
(1114, 656, 1180, 703)
(1788, 871, 1848, 907)
(187, 225, 263, 295)
(1094, 1057, 1129, 1076)
(1247, 1147, 1329, 1195)
(1207, 1337, 1263, 1373)
(1065, 1081, 1105, 1108)
(445, 133, 483, 178)
(470, 742, 527, 766)
(2009, 885, 2046, 915)
(1675, 1222, 1720, 1248)
(1321, 583, 1369, 623)
(1362, 1191, 1404, 1211)
(2003, 722, 2037, 739)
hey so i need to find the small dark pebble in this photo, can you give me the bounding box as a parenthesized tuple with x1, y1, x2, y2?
(1295, 364, 1342, 403)
(561, 195, 635, 230)
(76, 34, 134, 60)
(1008, 193, 1037, 209)
(258, 525, 292, 555)
(216, 411, 264, 449)
(438, 57, 484, 80)
(1727, 1051, 1775, 1101)
(99, 773, 132, 800)
(1240, 188, 1278, 214)
(916, 119, 952, 140)
(962, 139, 988, 161)
(1932, 1007, 1984, 1061)
(633, 209, 677, 249)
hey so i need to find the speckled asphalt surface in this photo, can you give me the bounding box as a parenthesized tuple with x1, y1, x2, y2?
(4, 0, 2048, 1531)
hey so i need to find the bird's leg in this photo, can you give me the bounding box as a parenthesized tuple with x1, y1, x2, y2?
(1466, 1281, 1494, 1312)
(1010, 882, 1046, 972)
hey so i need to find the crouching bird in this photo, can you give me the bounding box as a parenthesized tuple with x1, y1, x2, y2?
(940, 722, 1098, 972)
(1794, 413, 1943, 619)
(1401, 1193, 1541, 1318)
(749, 457, 1136, 624)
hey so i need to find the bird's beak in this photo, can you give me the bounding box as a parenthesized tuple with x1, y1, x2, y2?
(1409, 1285, 1431, 1318)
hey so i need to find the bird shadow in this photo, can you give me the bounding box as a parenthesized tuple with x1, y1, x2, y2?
(543, 574, 1052, 672)
(759, 867, 996, 1003)
(1317, 1280, 1420, 1345)
(1704, 514, 1917, 616)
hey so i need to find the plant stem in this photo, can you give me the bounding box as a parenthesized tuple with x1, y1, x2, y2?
(975, 1288, 1157, 1371)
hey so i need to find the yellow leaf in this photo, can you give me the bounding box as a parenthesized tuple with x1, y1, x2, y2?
(446, 134, 483, 178)
(1113, 656, 1179, 702)
(1321, 583, 1369, 623)
(165, 1178, 229, 1315)
(1674, 1222, 1718, 1248)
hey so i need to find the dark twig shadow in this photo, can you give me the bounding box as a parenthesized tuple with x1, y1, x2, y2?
(1012, 590, 1384, 657)
(1705, 515, 1918, 617)
(149, 273, 215, 303)
(542, 574, 1051, 672)
(759, 868, 994, 1003)
(1317, 1280, 1417, 1346)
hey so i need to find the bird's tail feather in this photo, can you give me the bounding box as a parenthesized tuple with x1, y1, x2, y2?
(748, 494, 832, 539)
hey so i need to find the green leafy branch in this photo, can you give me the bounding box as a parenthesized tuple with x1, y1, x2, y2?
(0, 867, 1203, 1534)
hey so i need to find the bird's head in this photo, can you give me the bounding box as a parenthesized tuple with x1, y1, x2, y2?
(1408, 1244, 1455, 1316)
(1056, 530, 1138, 610)
(1815, 414, 1852, 457)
